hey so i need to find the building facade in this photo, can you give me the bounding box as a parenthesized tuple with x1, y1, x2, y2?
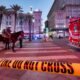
(0, 9, 42, 37)
(47, 0, 80, 37)
(33, 10, 42, 34)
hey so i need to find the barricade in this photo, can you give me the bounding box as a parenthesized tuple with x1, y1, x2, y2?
(0, 60, 80, 76)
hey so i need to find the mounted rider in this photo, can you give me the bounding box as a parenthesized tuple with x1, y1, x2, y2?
(6, 27, 11, 39)
(2, 27, 11, 39)
(2, 29, 7, 38)
(2, 27, 11, 49)
(2, 27, 12, 43)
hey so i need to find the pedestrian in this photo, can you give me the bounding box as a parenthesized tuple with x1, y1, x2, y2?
(44, 34, 47, 42)
(18, 31, 24, 48)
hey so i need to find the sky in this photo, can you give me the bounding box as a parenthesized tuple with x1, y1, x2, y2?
(0, 0, 54, 29)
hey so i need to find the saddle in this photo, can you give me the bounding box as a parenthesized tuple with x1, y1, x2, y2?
(2, 32, 11, 41)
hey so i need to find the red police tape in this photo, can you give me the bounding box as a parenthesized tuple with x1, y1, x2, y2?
(0, 60, 80, 76)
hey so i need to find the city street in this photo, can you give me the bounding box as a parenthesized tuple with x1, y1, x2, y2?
(0, 0, 80, 80)
(0, 38, 80, 80)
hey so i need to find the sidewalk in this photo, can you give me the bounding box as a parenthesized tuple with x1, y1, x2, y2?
(53, 38, 69, 48)
(52, 37, 80, 52)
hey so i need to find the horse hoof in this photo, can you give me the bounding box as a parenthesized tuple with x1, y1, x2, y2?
(12, 50, 15, 52)
(8, 47, 10, 49)
(4, 48, 7, 50)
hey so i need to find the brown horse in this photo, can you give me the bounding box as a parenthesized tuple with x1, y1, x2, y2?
(0, 31, 24, 51)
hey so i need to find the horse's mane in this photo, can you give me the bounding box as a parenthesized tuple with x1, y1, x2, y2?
(11, 31, 23, 42)
(12, 31, 21, 36)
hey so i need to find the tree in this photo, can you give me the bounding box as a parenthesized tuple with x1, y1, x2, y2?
(0, 5, 7, 29)
(11, 4, 22, 32)
(26, 13, 33, 41)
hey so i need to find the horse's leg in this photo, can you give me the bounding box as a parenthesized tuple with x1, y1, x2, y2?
(5, 38, 9, 50)
(5, 42, 7, 49)
(7, 43, 9, 49)
(7, 41, 10, 49)
(12, 42, 15, 52)
(3, 38, 7, 50)
(5, 41, 9, 49)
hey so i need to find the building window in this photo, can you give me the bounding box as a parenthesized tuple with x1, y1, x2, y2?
(39, 19, 41, 22)
(6, 16, 8, 19)
(19, 20, 23, 25)
(7, 15, 11, 20)
(9, 21, 11, 25)
(35, 19, 37, 22)
(6, 15, 12, 25)
(9, 15, 11, 20)
(6, 21, 8, 25)
(6, 21, 11, 25)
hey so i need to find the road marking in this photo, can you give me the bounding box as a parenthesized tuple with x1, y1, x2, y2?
(26, 42, 55, 44)
(23, 43, 58, 47)
(16, 47, 62, 50)
(0, 55, 78, 61)
(25, 46, 58, 47)
(5, 50, 67, 54)
(68, 49, 74, 52)
(25, 43, 57, 46)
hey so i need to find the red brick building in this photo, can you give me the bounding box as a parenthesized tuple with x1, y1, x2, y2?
(0, 9, 42, 37)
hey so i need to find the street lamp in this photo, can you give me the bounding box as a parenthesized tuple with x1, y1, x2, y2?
(32, 19, 35, 38)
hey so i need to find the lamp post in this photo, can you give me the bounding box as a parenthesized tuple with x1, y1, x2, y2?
(32, 19, 35, 39)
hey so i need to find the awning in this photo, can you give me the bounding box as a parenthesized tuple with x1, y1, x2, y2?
(51, 28, 68, 31)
